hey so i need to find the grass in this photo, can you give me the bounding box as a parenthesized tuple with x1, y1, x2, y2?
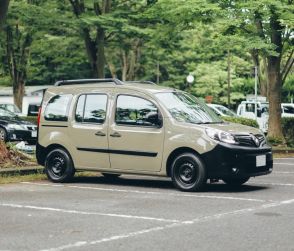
(0, 172, 46, 184)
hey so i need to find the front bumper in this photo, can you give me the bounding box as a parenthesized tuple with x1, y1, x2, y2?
(201, 143, 273, 179)
(8, 129, 37, 142)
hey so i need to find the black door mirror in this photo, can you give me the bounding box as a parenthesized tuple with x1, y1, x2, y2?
(257, 108, 262, 117)
(145, 112, 162, 127)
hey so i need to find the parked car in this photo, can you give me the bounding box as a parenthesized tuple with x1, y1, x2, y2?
(0, 96, 42, 117)
(0, 107, 37, 144)
(281, 103, 294, 117)
(36, 79, 273, 191)
(207, 104, 238, 117)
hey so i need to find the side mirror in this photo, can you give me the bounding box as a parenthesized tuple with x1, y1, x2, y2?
(145, 112, 162, 127)
(257, 108, 262, 117)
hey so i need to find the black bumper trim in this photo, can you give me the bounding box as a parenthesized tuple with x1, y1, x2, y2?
(201, 143, 273, 179)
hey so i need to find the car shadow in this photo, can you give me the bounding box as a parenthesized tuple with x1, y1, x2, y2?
(69, 175, 269, 193)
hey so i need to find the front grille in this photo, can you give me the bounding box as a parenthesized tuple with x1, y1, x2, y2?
(234, 134, 265, 147)
(25, 125, 37, 131)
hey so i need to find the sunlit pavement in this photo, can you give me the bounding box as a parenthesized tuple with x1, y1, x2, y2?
(0, 158, 293, 251)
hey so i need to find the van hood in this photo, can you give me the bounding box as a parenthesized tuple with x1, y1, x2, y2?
(203, 122, 261, 135)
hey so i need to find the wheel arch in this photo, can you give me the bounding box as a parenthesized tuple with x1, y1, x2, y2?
(37, 143, 74, 167)
(166, 147, 201, 177)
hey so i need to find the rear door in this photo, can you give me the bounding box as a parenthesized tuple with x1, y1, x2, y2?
(108, 92, 164, 172)
(69, 92, 110, 169)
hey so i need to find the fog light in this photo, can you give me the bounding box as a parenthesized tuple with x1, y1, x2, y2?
(12, 134, 16, 139)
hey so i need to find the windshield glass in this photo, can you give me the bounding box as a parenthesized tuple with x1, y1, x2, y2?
(215, 105, 237, 117)
(0, 104, 21, 114)
(156, 92, 222, 124)
(0, 107, 19, 119)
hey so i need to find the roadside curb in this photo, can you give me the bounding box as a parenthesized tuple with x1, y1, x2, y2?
(0, 166, 44, 176)
(272, 149, 294, 154)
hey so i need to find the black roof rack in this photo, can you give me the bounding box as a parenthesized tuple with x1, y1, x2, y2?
(54, 78, 123, 86)
(125, 81, 156, 85)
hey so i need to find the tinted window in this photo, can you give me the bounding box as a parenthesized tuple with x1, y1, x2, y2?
(75, 94, 107, 124)
(283, 106, 294, 114)
(116, 95, 159, 126)
(45, 95, 72, 121)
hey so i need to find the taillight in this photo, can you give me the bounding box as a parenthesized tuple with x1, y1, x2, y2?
(37, 107, 41, 127)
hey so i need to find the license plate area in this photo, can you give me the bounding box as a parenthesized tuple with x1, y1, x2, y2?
(31, 131, 37, 138)
(256, 155, 266, 167)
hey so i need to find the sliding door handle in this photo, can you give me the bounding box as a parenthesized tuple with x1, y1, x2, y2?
(110, 132, 121, 137)
(95, 131, 106, 137)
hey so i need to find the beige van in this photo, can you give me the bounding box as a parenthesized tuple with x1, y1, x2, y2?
(36, 79, 273, 191)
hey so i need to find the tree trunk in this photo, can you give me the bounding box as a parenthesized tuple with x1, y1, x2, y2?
(13, 79, 24, 110)
(267, 8, 284, 141)
(0, 0, 9, 29)
(96, 28, 105, 78)
(267, 59, 283, 140)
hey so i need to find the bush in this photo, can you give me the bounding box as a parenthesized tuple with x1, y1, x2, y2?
(221, 116, 259, 128)
(282, 117, 294, 147)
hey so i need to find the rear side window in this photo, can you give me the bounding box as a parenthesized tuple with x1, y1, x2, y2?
(115, 95, 159, 127)
(44, 95, 72, 121)
(75, 94, 107, 124)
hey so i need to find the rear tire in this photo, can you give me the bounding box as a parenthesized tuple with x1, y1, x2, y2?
(222, 177, 250, 186)
(45, 148, 75, 183)
(102, 173, 121, 179)
(0, 127, 7, 142)
(171, 153, 206, 192)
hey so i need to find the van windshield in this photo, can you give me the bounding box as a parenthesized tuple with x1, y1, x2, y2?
(156, 92, 223, 124)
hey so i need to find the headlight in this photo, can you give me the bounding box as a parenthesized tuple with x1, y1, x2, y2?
(205, 128, 237, 144)
(7, 124, 26, 130)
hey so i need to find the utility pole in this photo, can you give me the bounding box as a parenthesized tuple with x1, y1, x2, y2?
(227, 50, 231, 108)
(156, 59, 160, 85)
(254, 65, 258, 120)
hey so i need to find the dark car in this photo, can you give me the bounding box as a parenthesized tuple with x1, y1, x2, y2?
(0, 107, 37, 144)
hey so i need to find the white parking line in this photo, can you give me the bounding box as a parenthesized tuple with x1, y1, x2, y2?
(39, 198, 294, 251)
(273, 171, 294, 174)
(274, 163, 294, 166)
(249, 181, 294, 187)
(0, 203, 180, 223)
(274, 158, 294, 160)
(21, 182, 268, 202)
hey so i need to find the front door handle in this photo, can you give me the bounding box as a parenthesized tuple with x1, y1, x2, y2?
(95, 131, 106, 137)
(110, 132, 121, 137)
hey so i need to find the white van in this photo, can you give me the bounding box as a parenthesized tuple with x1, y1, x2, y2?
(237, 101, 269, 133)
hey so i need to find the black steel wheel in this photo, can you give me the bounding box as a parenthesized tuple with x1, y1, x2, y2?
(45, 148, 75, 182)
(171, 153, 206, 192)
(102, 173, 121, 179)
(0, 127, 7, 142)
(222, 177, 250, 186)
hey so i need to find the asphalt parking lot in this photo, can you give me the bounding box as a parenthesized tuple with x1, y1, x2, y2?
(0, 158, 294, 251)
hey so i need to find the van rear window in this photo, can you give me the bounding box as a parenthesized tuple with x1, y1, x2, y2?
(44, 94, 72, 121)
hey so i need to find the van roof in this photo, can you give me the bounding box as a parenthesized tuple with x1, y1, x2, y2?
(47, 80, 176, 94)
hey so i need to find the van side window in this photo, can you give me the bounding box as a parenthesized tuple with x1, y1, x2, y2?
(115, 95, 159, 127)
(75, 94, 107, 124)
(44, 94, 72, 121)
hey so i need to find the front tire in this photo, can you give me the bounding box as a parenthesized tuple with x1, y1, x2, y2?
(45, 148, 75, 183)
(171, 153, 206, 192)
(222, 177, 250, 186)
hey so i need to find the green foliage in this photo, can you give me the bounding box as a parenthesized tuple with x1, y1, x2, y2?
(281, 117, 294, 147)
(221, 116, 259, 128)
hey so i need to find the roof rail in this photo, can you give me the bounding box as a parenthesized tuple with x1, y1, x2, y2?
(54, 78, 123, 86)
(125, 81, 156, 85)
